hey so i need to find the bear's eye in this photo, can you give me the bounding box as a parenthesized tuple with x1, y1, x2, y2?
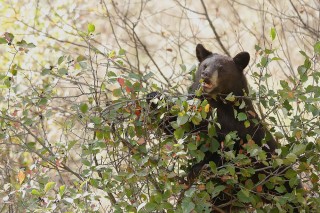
(203, 64, 207, 69)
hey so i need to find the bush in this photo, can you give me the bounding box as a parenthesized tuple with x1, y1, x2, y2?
(0, 28, 319, 212)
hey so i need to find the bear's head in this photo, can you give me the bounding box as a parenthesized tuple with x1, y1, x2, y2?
(192, 44, 250, 97)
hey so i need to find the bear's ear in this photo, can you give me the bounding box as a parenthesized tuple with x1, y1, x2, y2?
(233, 52, 250, 71)
(196, 44, 212, 62)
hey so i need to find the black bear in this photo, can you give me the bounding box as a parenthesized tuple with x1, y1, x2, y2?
(147, 44, 300, 212)
(189, 44, 278, 171)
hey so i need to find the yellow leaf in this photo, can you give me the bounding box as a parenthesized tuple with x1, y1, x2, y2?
(178, 111, 185, 116)
(17, 170, 25, 184)
(295, 130, 302, 139)
(288, 91, 294, 98)
(204, 104, 210, 113)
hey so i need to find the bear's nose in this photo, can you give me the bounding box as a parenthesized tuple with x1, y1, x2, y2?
(201, 70, 210, 78)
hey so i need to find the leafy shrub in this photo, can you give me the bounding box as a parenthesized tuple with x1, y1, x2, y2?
(0, 28, 319, 212)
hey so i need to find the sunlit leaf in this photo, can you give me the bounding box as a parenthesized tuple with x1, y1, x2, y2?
(59, 185, 66, 197)
(31, 189, 41, 196)
(44, 182, 56, 193)
(270, 28, 276, 41)
(225, 93, 235, 102)
(88, 23, 95, 33)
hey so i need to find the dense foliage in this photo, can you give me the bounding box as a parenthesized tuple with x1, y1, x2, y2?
(0, 24, 319, 212)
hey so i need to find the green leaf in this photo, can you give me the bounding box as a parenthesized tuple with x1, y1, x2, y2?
(59, 185, 66, 197)
(101, 82, 106, 91)
(88, 23, 95, 33)
(270, 28, 276, 41)
(118, 48, 126, 56)
(174, 128, 184, 140)
(244, 120, 250, 128)
(38, 98, 48, 105)
(112, 88, 122, 97)
(299, 50, 308, 58)
(82, 159, 91, 166)
(225, 93, 235, 102)
(177, 115, 189, 126)
(195, 88, 202, 96)
(58, 56, 65, 65)
(4, 78, 11, 87)
(143, 72, 154, 80)
(91, 116, 101, 125)
(67, 140, 77, 151)
(237, 112, 247, 121)
(180, 64, 186, 72)
(314, 41, 320, 55)
(239, 100, 246, 109)
(255, 44, 261, 52)
(285, 169, 297, 179)
(41, 68, 51, 76)
(187, 142, 197, 151)
(79, 103, 88, 113)
(211, 185, 226, 198)
(292, 144, 306, 156)
(237, 189, 251, 203)
(191, 113, 202, 125)
(77, 55, 86, 62)
(271, 57, 282, 61)
(181, 199, 195, 213)
(0, 37, 7, 44)
(16, 40, 27, 47)
(260, 56, 269, 67)
(286, 153, 297, 163)
(274, 131, 284, 139)
(209, 161, 217, 173)
(154, 193, 162, 204)
(208, 123, 217, 137)
(145, 202, 157, 211)
(31, 189, 41, 196)
(27, 43, 36, 48)
(44, 182, 56, 193)
(10, 69, 17, 76)
(58, 68, 68, 75)
(79, 61, 87, 69)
